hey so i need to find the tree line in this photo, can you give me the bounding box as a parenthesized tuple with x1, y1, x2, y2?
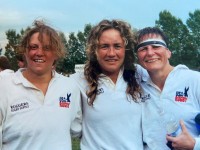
(1, 10, 200, 73)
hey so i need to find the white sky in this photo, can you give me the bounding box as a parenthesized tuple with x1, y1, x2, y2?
(0, 0, 200, 51)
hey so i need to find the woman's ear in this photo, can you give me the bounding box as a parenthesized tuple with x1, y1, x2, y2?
(167, 49, 172, 59)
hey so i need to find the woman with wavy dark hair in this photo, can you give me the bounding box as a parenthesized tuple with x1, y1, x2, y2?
(72, 19, 144, 149)
(84, 19, 141, 105)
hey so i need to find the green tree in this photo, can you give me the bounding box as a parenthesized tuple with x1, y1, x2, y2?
(5, 29, 22, 71)
(55, 32, 68, 74)
(61, 24, 92, 74)
(155, 10, 197, 69)
(186, 9, 200, 69)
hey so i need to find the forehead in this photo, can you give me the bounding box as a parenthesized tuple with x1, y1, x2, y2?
(29, 32, 50, 43)
(139, 34, 162, 42)
(99, 29, 123, 43)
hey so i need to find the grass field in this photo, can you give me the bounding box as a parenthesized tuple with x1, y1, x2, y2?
(72, 138, 80, 150)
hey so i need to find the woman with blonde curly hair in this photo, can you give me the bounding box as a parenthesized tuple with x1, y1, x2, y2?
(72, 19, 144, 149)
(0, 20, 81, 150)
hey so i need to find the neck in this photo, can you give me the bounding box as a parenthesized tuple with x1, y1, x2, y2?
(148, 65, 174, 91)
(22, 69, 53, 95)
(23, 70, 52, 83)
(102, 71, 120, 84)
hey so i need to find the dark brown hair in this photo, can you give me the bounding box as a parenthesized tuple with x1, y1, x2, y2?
(0, 56, 11, 70)
(84, 19, 141, 105)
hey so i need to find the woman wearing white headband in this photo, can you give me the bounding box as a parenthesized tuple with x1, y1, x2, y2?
(137, 27, 200, 150)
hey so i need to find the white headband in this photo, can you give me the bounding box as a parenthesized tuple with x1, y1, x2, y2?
(136, 39, 167, 51)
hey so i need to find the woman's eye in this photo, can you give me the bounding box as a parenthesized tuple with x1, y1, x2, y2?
(138, 47, 147, 52)
(43, 45, 51, 51)
(99, 45, 108, 49)
(28, 44, 38, 50)
(152, 45, 160, 49)
(115, 45, 122, 49)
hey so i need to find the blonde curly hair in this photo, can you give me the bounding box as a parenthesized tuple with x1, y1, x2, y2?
(20, 20, 66, 59)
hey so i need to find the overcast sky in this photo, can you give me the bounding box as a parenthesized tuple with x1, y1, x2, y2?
(0, 0, 200, 51)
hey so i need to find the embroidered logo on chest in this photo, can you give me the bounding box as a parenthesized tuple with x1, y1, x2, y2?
(175, 87, 189, 102)
(141, 93, 151, 102)
(10, 102, 29, 112)
(59, 93, 71, 108)
(97, 88, 104, 95)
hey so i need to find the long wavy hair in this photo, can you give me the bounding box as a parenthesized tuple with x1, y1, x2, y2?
(84, 19, 141, 105)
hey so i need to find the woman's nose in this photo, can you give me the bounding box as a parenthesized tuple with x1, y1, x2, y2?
(36, 47, 45, 55)
(146, 47, 154, 55)
(107, 46, 116, 56)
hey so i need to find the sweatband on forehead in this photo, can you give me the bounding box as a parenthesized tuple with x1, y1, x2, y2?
(136, 39, 167, 51)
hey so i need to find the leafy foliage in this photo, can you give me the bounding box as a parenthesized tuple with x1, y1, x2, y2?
(186, 10, 200, 69)
(5, 29, 22, 71)
(56, 24, 92, 74)
(156, 10, 199, 69)
(2, 11, 200, 71)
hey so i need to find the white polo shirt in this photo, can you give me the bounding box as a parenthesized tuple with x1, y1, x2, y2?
(141, 65, 200, 150)
(0, 69, 14, 78)
(72, 68, 144, 150)
(0, 69, 81, 150)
